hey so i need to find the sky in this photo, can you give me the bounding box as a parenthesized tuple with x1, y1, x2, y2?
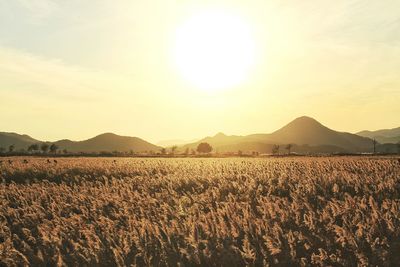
(0, 0, 399, 143)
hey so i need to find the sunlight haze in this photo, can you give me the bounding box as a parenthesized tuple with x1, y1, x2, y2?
(1, 0, 399, 143)
(173, 9, 256, 91)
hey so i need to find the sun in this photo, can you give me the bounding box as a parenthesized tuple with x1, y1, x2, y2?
(173, 9, 256, 92)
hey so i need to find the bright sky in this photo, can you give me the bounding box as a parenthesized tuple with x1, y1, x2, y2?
(1, 0, 399, 143)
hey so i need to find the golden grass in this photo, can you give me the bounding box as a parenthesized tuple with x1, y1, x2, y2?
(0, 157, 399, 266)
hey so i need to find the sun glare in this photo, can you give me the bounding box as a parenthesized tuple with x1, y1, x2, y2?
(173, 10, 256, 92)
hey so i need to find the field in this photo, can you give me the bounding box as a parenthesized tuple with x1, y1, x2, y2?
(0, 157, 399, 266)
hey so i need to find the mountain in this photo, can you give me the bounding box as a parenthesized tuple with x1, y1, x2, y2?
(264, 116, 372, 150)
(181, 116, 373, 153)
(157, 138, 200, 147)
(0, 132, 161, 153)
(0, 132, 40, 150)
(2, 117, 390, 154)
(198, 132, 243, 147)
(54, 133, 161, 153)
(357, 127, 400, 144)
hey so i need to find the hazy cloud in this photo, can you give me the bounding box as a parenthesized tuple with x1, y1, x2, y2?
(0, 45, 111, 101)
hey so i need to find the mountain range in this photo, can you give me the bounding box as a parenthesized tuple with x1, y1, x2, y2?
(0, 116, 398, 154)
(180, 116, 377, 154)
(157, 138, 199, 147)
(0, 132, 161, 153)
(357, 127, 400, 144)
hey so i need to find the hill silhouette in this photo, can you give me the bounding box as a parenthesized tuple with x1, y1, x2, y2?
(0, 132, 40, 150)
(266, 116, 372, 150)
(157, 138, 199, 147)
(0, 132, 160, 153)
(54, 133, 161, 153)
(181, 116, 374, 153)
(357, 127, 400, 144)
(2, 116, 397, 154)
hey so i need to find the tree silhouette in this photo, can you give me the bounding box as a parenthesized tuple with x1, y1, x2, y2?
(160, 148, 166, 155)
(41, 143, 49, 154)
(63, 149, 68, 154)
(272, 145, 280, 155)
(171, 146, 178, 155)
(8, 144, 15, 153)
(28, 144, 39, 153)
(50, 144, 59, 154)
(372, 139, 377, 154)
(285, 144, 293, 155)
(197, 142, 212, 154)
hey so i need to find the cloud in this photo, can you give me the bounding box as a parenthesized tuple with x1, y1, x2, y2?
(0, 45, 115, 102)
(0, 0, 58, 23)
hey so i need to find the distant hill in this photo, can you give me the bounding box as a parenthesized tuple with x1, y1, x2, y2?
(357, 127, 400, 144)
(3, 117, 396, 154)
(55, 133, 161, 153)
(263, 116, 372, 150)
(181, 116, 374, 153)
(157, 138, 199, 147)
(0, 132, 161, 153)
(0, 132, 40, 150)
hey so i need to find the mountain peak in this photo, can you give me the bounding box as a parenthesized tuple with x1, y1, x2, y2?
(54, 132, 160, 152)
(291, 116, 320, 124)
(95, 132, 119, 138)
(282, 116, 324, 130)
(214, 132, 227, 138)
(274, 116, 328, 135)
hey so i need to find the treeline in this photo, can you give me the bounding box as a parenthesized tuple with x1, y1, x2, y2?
(1, 141, 399, 157)
(0, 143, 65, 155)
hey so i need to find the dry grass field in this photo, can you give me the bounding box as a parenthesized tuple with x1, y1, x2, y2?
(0, 157, 399, 266)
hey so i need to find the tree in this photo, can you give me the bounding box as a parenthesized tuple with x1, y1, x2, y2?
(372, 139, 377, 154)
(161, 148, 166, 155)
(285, 144, 293, 155)
(8, 144, 15, 153)
(196, 142, 212, 154)
(63, 149, 68, 154)
(171, 146, 178, 155)
(41, 143, 49, 154)
(0, 147, 5, 154)
(50, 144, 58, 154)
(272, 145, 280, 155)
(28, 144, 39, 153)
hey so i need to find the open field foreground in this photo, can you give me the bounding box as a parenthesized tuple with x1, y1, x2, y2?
(0, 157, 400, 266)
